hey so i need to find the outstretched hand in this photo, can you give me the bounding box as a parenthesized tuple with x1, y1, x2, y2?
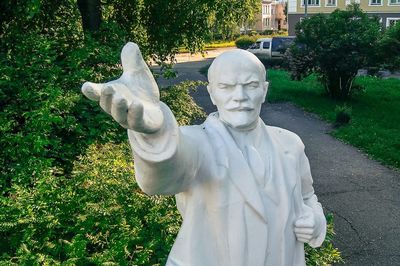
(81, 42, 164, 134)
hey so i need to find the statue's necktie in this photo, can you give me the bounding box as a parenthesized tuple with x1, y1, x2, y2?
(245, 145, 266, 187)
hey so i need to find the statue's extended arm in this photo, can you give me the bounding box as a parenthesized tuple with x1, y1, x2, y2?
(82, 42, 198, 195)
(294, 146, 327, 248)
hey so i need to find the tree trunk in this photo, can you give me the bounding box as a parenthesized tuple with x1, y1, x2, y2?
(77, 0, 102, 33)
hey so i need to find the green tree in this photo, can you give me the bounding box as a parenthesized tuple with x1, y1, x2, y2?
(286, 4, 381, 99)
(107, 0, 260, 62)
(1, 0, 260, 60)
(377, 22, 400, 71)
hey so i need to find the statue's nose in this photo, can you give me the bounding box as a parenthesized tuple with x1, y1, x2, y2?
(232, 85, 248, 102)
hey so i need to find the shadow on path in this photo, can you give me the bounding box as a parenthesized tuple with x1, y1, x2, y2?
(154, 59, 400, 266)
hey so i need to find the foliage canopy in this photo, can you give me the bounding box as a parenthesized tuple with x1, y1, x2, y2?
(1, 0, 259, 62)
(286, 4, 381, 99)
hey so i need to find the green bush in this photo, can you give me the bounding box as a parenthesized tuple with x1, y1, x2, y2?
(235, 35, 258, 49)
(160, 81, 206, 126)
(0, 27, 128, 192)
(262, 29, 274, 35)
(0, 80, 205, 265)
(378, 22, 400, 71)
(334, 104, 352, 127)
(0, 142, 180, 265)
(287, 4, 381, 99)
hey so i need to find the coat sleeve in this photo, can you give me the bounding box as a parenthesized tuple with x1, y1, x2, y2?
(127, 102, 202, 195)
(298, 142, 327, 248)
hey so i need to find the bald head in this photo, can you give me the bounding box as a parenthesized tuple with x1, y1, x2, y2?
(206, 49, 269, 130)
(208, 49, 266, 86)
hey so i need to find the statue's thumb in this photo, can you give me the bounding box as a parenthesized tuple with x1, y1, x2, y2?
(121, 42, 147, 74)
(82, 82, 103, 101)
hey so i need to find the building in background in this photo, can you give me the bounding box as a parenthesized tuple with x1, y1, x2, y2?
(287, 0, 400, 36)
(253, 0, 288, 32)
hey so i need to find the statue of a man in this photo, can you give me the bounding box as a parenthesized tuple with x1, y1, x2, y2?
(82, 42, 326, 266)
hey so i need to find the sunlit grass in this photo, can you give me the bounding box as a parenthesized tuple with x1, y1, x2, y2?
(268, 70, 400, 169)
(178, 40, 235, 53)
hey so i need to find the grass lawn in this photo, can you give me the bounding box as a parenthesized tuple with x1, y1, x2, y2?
(268, 70, 400, 169)
(178, 40, 236, 53)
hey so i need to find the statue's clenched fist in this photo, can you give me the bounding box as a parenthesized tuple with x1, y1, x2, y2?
(81, 42, 164, 134)
(294, 209, 322, 246)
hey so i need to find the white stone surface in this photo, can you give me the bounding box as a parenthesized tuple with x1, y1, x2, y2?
(82, 42, 326, 266)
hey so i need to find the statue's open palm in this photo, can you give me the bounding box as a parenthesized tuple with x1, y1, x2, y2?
(81, 42, 163, 134)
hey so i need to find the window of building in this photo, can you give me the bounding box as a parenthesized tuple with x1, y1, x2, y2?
(302, 0, 320, 6)
(389, 0, 400, 5)
(387, 18, 400, 27)
(264, 18, 270, 27)
(326, 0, 337, 6)
(263, 4, 272, 15)
(346, 0, 360, 4)
(369, 0, 382, 5)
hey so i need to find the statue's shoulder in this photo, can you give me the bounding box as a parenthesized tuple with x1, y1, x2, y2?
(180, 124, 208, 138)
(265, 125, 304, 148)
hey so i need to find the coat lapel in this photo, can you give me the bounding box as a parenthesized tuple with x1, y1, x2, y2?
(262, 126, 282, 206)
(205, 114, 267, 223)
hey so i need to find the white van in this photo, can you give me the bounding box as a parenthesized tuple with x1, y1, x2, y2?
(247, 36, 295, 60)
(247, 38, 272, 60)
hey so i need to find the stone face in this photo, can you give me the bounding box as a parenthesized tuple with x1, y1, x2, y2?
(82, 42, 327, 266)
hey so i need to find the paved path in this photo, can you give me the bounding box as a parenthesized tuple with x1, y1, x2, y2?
(153, 50, 400, 265)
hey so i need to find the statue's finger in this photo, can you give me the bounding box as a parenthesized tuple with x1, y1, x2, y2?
(295, 233, 312, 241)
(120, 42, 147, 73)
(100, 85, 114, 115)
(296, 236, 309, 243)
(127, 99, 145, 131)
(294, 227, 314, 235)
(294, 217, 314, 228)
(120, 42, 159, 101)
(111, 96, 128, 128)
(82, 82, 104, 101)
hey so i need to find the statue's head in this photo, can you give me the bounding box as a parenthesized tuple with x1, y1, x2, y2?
(207, 49, 269, 130)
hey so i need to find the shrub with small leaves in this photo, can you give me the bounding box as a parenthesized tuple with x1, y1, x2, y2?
(0, 80, 205, 265)
(0, 142, 181, 265)
(287, 4, 381, 99)
(235, 35, 258, 49)
(160, 81, 206, 126)
(335, 105, 352, 127)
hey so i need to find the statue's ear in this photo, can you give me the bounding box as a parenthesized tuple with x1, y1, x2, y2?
(262, 81, 269, 103)
(207, 85, 216, 105)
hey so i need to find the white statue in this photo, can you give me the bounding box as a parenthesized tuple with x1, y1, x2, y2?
(82, 42, 326, 266)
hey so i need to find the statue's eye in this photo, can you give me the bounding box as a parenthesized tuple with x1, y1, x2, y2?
(217, 84, 233, 90)
(246, 82, 259, 89)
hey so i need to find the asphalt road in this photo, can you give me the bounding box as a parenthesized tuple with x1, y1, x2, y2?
(153, 51, 400, 266)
